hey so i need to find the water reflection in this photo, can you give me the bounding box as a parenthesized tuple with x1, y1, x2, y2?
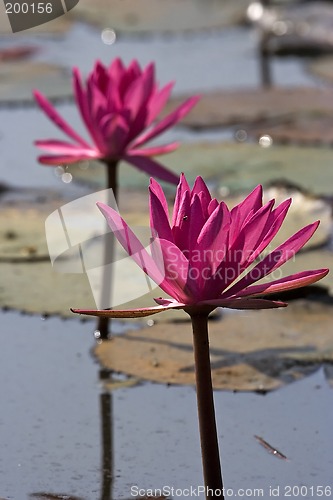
(30, 368, 114, 500)
(99, 369, 113, 500)
(30, 493, 84, 499)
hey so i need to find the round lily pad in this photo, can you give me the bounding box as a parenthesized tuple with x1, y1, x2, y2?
(0, 62, 71, 105)
(246, 117, 333, 146)
(94, 300, 333, 392)
(68, 141, 333, 196)
(308, 55, 333, 84)
(70, 0, 249, 33)
(0, 178, 331, 317)
(0, 204, 49, 262)
(0, 198, 95, 316)
(167, 87, 333, 129)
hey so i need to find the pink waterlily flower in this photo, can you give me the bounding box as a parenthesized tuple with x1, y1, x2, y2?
(34, 58, 200, 184)
(72, 174, 328, 318)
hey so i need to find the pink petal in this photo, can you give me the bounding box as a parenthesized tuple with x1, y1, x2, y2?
(236, 268, 329, 297)
(97, 202, 181, 300)
(73, 68, 103, 148)
(125, 63, 155, 140)
(85, 81, 109, 153)
(247, 198, 292, 264)
(172, 173, 190, 226)
(152, 238, 196, 301)
(71, 303, 182, 318)
(130, 95, 200, 149)
(149, 178, 169, 215)
(229, 185, 263, 245)
(34, 90, 90, 148)
(195, 203, 231, 296)
(146, 82, 175, 126)
(232, 199, 275, 267)
(37, 152, 100, 165)
(188, 194, 207, 252)
(108, 58, 125, 86)
(191, 176, 212, 209)
(171, 190, 191, 251)
(93, 61, 109, 92)
(197, 202, 230, 257)
(222, 221, 320, 298)
(149, 186, 173, 241)
(214, 198, 290, 293)
(123, 154, 179, 184)
(97, 201, 159, 272)
(208, 198, 219, 216)
(99, 113, 130, 157)
(106, 74, 122, 111)
(35, 139, 98, 156)
(129, 142, 179, 157)
(120, 59, 142, 95)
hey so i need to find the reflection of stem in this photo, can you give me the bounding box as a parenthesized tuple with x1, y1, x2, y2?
(259, 0, 271, 87)
(100, 369, 113, 500)
(190, 313, 224, 500)
(259, 31, 271, 88)
(98, 160, 119, 339)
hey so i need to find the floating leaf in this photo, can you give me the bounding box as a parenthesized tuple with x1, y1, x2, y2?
(94, 299, 333, 392)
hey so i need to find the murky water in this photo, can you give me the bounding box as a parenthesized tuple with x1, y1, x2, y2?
(0, 311, 332, 499)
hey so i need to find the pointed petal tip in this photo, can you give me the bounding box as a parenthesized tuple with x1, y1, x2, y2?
(33, 89, 47, 106)
(319, 268, 329, 278)
(72, 66, 82, 80)
(96, 201, 105, 210)
(96, 201, 114, 217)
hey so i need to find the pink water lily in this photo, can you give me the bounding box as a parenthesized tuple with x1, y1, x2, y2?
(33, 58, 199, 184)
(72, 175, 329, 496)
(72, 174, 328, 318)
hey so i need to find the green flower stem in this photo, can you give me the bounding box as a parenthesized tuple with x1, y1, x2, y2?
(190, 313, 224, 499)
(97, 160, 118, 339)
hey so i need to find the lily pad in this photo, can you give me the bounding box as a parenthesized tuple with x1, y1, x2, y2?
(167, 87, 333, 129)
(0, 193, 167, 316)
(68, 141, 333, 196)
(0, 260, 95, 316)
(308, 55, 333, 84)
(0, 62, 71, 105)
(0, 204, 50, 262)
(227, 183, 332, 251)
(0, 198, 95, 315)
(94, 300, 333, 392)
(69, 0, 249, 33)
(0, 177, 330, 317)
(246, 116, 333, 146)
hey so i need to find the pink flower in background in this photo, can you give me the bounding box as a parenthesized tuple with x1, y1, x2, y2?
(34, 58, 200, 184)
(73, 174, 328, 318)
